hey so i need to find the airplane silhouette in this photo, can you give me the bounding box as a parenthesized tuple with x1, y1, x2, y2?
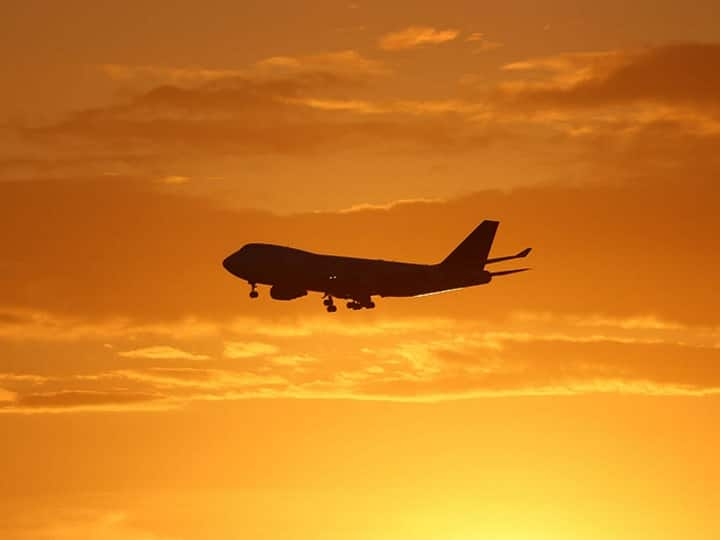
(222, 220, 531, 312)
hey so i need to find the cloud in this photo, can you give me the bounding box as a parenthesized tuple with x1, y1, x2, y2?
(157, 175, 190, 185)
(514, 312, 686, 331)
(118, 346, 210, 361)
(0, 309, 221, 342)
(466, 32, 503, 52)
(4, 390, 167, 413)
(379, 26, 460, 50)
(269, 355, 316, 367)
(116, 368, 287, 390)
(483, 44, 720, 138)
(19, 69, 482, 161)
(284, 97, 387, 114)
(255, 50, 389, 77)
(2, 309, 719, 413)
(12, 42, 720, 183)
(98, 50, 388, 86)
(100, 64, 247, 84)
(0, 388, 17, 402)
(288, 97, 488, 116)
(22, 71, 364, 154)
(500, 43, 720, 109)
(223, 341, 279, 359)
(337, 197, 444, 213)
(0, 373, 48, 384)
(336, 339, 720, 400)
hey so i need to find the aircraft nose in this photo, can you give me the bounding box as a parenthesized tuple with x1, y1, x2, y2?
(222, 252, 241, 275)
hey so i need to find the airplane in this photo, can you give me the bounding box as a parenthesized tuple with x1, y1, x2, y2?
(222, 220, 531, 312)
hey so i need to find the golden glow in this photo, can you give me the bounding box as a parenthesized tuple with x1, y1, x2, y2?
(1, 1, 720, 538)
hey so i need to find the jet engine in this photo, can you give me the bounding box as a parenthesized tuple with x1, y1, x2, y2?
(270, 285, 308, 301)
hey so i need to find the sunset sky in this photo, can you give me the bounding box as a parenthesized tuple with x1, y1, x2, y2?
(2, 1, 720, 538)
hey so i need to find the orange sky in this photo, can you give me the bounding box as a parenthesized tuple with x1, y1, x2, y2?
(2, 1, 720, 539)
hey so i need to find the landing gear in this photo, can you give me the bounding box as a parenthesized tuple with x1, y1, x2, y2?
(249, 283, 259, 298)
(346, 298, 376, 310)
(324, 294, 374, 312)
(323, 294, 337, 313)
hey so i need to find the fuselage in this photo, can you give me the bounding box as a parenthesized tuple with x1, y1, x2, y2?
(222, 243, 491, 300)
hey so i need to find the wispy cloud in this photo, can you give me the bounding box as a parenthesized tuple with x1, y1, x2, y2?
(3, 310, 720, 413)
(379, 26, 460, 50)
(99, 64, 247, 84)
(100, 51, 388, 85)
(2, 390, 171, 414)
(256, 49, 389, 76)
(499, 44, 720, 109)
(117, 367, 287, 390)
(118, 346, 210, 361)
(223, 341, 279, 359)
(337, 197, 444, 213)
(157, 175, 191, 185)
(466, 32, 503, 52)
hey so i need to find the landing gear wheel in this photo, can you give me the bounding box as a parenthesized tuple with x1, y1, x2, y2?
(323, 294, 336, 312)
(366, 301, 375, 309)
(249, 283, 259, 298)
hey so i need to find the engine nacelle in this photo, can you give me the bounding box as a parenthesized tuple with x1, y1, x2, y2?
(270, 285, 308, 301)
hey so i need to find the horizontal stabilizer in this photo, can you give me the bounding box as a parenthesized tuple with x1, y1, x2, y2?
(490, 267, 531, 277)
(485, 247, 532, 265)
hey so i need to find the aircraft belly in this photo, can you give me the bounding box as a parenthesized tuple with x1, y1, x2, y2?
(378, 282, 445, 297)
(301, 261, 429, 299)
(372, 267, 443, 297)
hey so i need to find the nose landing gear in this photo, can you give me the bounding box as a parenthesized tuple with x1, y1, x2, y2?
(249, 283, 259, 298)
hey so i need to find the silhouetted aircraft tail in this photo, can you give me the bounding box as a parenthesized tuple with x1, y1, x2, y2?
(441, 220, 499, 268)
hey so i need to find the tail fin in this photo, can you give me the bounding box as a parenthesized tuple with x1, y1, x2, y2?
(441, 220, 499, 268)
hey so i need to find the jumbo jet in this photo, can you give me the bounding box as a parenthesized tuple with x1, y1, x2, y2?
(222, 220, 531, 312)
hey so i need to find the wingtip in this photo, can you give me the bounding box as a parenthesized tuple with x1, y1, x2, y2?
(519, 247, 532, 257)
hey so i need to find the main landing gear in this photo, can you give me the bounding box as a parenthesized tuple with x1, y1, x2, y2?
(323, 294, 375, 312)
(322, 294, 337, 313)
(346, 300, 375, 310)
(249, 283, 259, 298)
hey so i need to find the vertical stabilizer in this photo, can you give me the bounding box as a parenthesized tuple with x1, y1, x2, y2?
(441, 220, 499, 268)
